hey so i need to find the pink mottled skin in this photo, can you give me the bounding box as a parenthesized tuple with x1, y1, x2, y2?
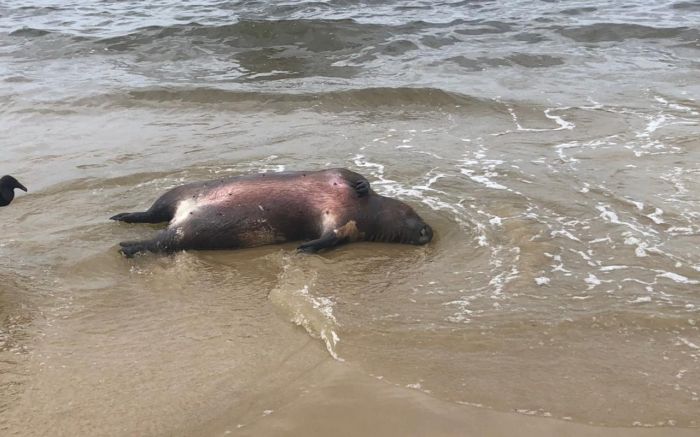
(111, 168, 433, 257)
(196, 171, 356, 228)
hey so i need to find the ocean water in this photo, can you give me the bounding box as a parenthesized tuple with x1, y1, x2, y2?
(1, 1, 699, 435)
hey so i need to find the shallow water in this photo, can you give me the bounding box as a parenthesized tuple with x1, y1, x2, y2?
(1, 1, 699, 435)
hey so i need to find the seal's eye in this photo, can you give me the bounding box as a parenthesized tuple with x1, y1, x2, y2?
(420, 227, 427, 237)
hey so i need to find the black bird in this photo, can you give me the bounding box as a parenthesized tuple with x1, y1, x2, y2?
(0, 175, 27, 207)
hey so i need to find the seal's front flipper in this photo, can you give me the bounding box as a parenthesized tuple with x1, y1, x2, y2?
(299, 220, 361, 253)
(110, 211, 163, 224)
(347, 174, 369, 197)
(297, 233, 339, 253)
(353, 179, 370, 197)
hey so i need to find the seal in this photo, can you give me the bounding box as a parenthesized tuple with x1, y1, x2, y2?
(0, 175, 27, 207)
(111, 168, 433, 257)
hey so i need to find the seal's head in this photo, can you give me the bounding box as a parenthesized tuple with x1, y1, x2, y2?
(0, 175, 27, 206)
(365, 195, 433, 245)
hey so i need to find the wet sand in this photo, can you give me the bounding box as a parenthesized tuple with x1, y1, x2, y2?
(206, 361, 699, 437)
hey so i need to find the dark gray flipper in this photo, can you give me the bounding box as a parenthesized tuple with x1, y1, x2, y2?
(297, 233, 340, 253)
(353, 179, 370, 197)
(118, 229, 180, 257)
(298, 219, 362, 253)
(110, 211, 168, 224)
(119, 241, 151, 258)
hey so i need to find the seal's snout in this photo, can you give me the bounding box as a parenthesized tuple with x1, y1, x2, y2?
(417, 224, 433, 245)
(398, 215, 433, 245)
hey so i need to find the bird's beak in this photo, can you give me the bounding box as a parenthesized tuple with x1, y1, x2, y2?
(17, 182, 27, 192)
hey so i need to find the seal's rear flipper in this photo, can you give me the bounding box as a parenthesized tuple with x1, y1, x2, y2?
(118, 228, 180, 257)
(111, 211, 162, 223)
(118, 241, 150, 258)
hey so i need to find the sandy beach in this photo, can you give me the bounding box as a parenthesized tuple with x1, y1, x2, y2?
(1, 1, 699, 435)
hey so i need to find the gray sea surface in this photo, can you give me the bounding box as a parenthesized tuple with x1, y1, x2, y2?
(1, 1, 699, 435)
